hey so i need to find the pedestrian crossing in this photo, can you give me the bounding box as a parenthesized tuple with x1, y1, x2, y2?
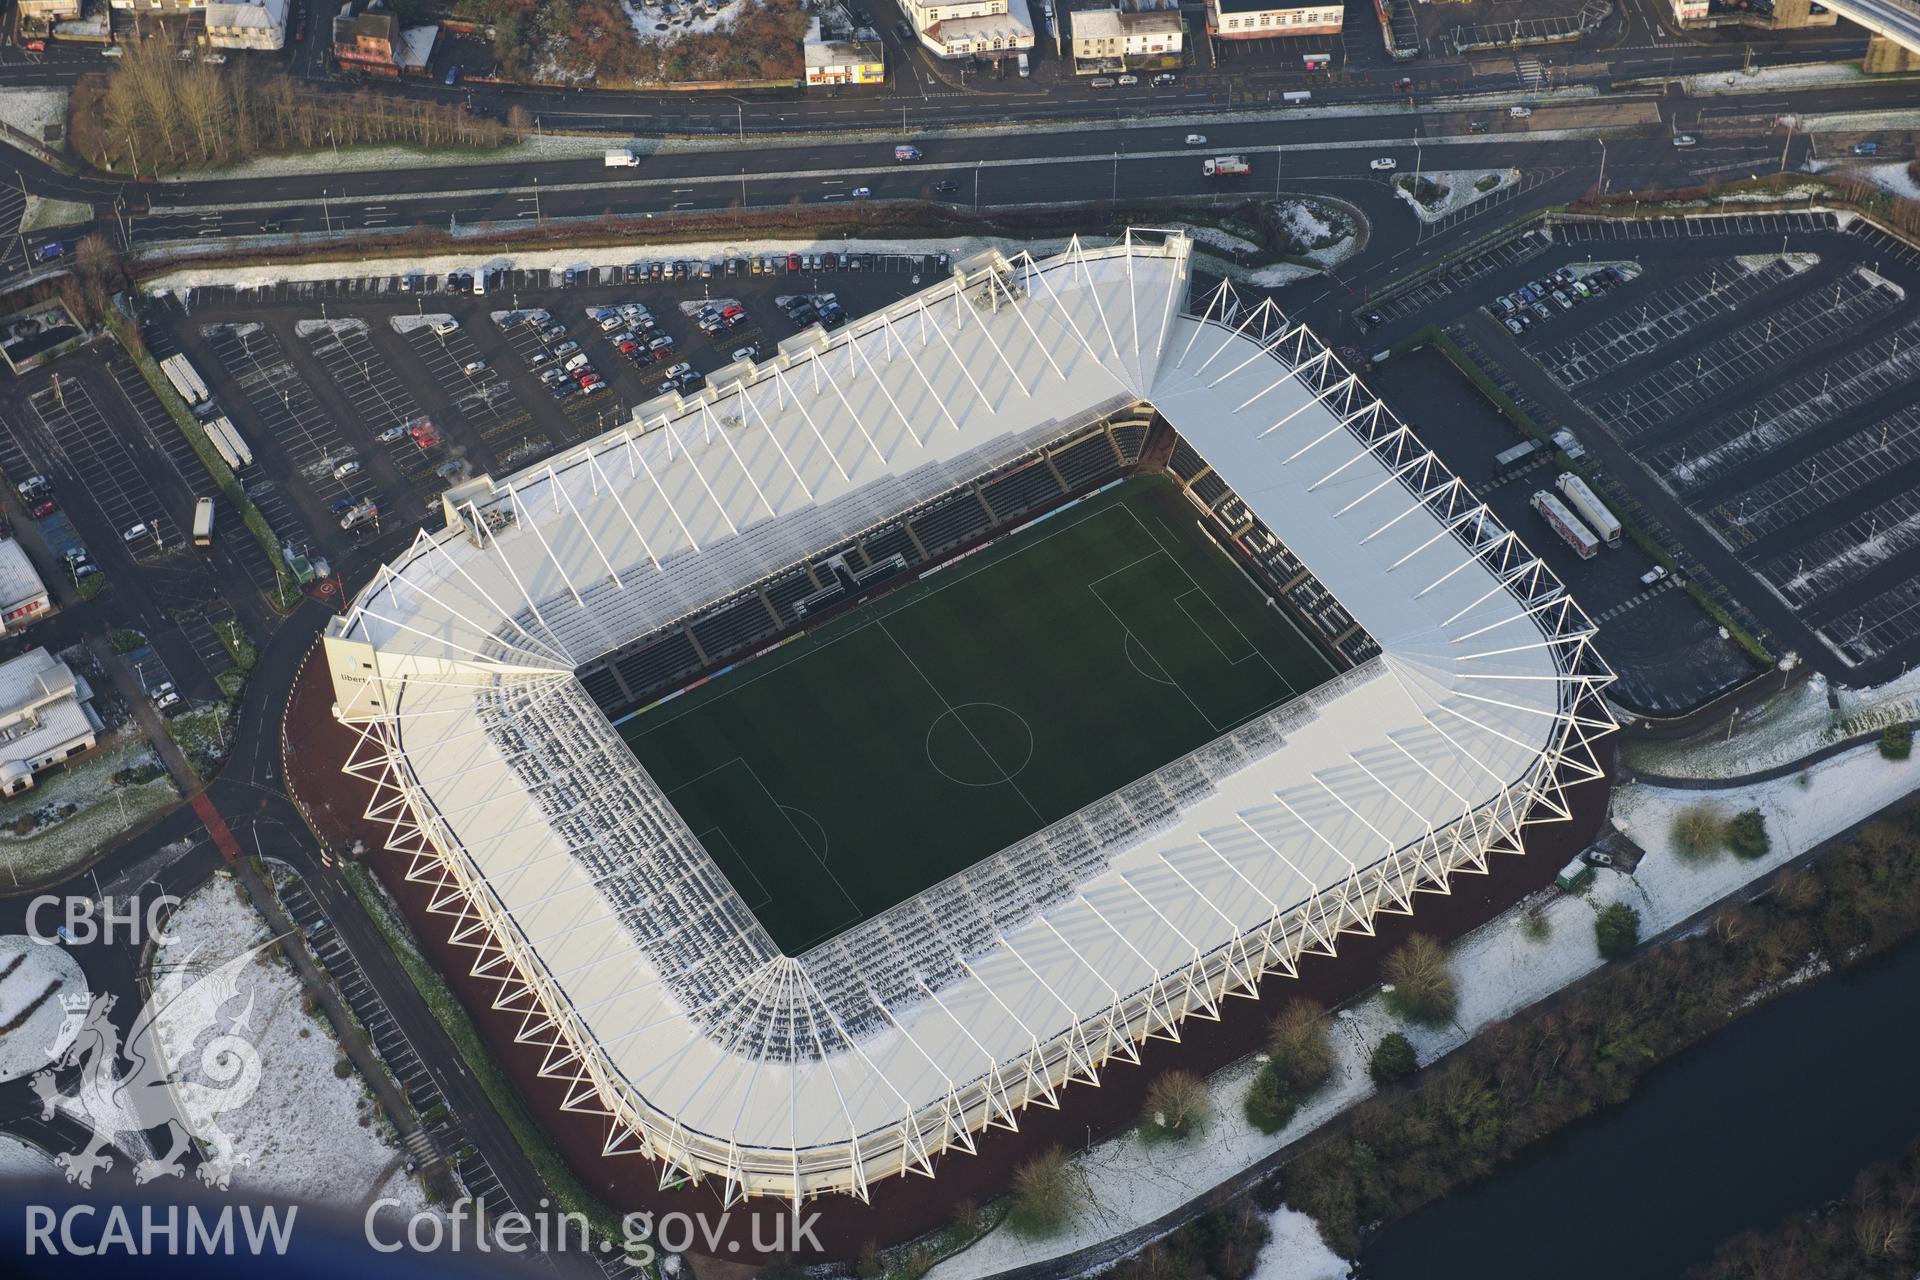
(1516, 55, 1547, 88)
(1593, 578, 1677, 625)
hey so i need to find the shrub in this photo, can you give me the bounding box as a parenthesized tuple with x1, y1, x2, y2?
(1265, 998, 1334, 1091)
(1523, 907, 1551, 942)
(1594, 901, 1641, 959)
(1006, 1147, 1078, 1237)
(1245, 998, 1339, 1132)
(1382, 934, 1457, 1027)
(1882, 724, 1913, 761)
(1725, 809, 1771, 861)
(1142, 1069, 1210, 1140)
(1672, 802, 1728, 863)
(1369, 1032, 1418, 1085)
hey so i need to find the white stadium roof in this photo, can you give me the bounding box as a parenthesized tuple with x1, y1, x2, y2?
(326, 232, 1613, 1205)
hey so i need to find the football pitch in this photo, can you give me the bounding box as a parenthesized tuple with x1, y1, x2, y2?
(618, 476, 1336, 954)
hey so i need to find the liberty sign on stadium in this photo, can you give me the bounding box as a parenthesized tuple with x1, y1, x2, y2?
(323, 232, 1613, 1207)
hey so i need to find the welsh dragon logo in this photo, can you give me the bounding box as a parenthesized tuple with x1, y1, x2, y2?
(31, 938, 274, 1190)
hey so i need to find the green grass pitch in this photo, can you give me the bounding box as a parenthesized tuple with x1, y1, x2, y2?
(617, 476, 1336, 954)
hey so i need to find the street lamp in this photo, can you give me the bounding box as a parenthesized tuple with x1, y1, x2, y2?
(1596, 138, 1607, 195)
(974, 159, 983, 212)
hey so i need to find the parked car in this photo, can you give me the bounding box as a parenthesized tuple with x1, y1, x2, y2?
(122, 521, 151, 543)
(1509, 105, 1532, 118)
(376, 424, 409, 443)
(1640, 565, 1670, 587)
(1116, 74, 1138, 86)
(332, 460, 362, 480)
(1152, 73, 1177, 87)
(564, 353, 591, 372)
(411, 420, 440, 447)
(554, 340, 580, 357)
(30, 500, 56, 519)
(431, 319, 458, 336)
(731, 345, 758, 362)
(15, 475, 51, 501)
(1852, 141, 1880, 156)
(461, 358, 488, 375)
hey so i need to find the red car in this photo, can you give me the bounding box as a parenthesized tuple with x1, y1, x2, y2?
(575, 369, 598, 386)
(787, 253, 801, 274)
(410, 421, 440, 448)
(31, 499, 56, 518)
(719, 304, 744, 320)
(651, 346, 676, 363)
(23, 39, 45, 52)
(618, 339, 639, 355)
(823, 252, 838, 270)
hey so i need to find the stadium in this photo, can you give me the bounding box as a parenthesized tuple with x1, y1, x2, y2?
(321, 231, 1615, 1208)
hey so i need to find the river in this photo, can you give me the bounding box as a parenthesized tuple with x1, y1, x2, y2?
(1361, 937, 1920, 1279)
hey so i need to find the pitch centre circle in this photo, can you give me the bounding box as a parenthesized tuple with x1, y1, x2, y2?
(925, 702, 1034, 788)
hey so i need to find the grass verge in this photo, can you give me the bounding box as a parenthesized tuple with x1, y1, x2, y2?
(339, 861, 631, 1248)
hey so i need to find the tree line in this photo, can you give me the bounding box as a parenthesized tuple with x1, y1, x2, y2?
(78, 41, 522, 175)
(1271, 806, 1920, 1257)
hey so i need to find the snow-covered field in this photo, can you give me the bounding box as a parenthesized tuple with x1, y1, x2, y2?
(1172, 223, 1263, 256)
(927, 740, 1920, 1280)
(1626, 667, 1920, 780)
(1393, 169, 1518, 224)
(0, 87, 67, 149)
(151, 871, 429, 1215)
(0, 934, 86, 1083)
(0, 734, 178, 889)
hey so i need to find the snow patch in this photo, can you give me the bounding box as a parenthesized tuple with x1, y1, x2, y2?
(0, 87, 67, 149)
(143, 234, 1079, 300)
(388, 314, 454, 334)
(293, 318, 369, 339)
(0, 935, 87, 1084)
(1626, 666, 1920, 780)
(1680, 63, 1866, 95)
(1250, 1206, 1353, 1280)
(0, 1132, 55, 1180)
(1394, 169, 1519, 224)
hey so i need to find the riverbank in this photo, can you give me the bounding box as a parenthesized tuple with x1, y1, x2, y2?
(927, 739, 1920, 1280)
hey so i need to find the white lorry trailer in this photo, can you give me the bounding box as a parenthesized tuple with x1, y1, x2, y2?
(1555, 473, 1622, 548)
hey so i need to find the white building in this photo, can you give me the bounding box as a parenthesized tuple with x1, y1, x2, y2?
(1070, 7, 1182, 72)
(903, 0, 1035, 59)
(1207, 0, 1342, 39)
(804, 16, 887, 85)
(0, 540, 50, 636)
(206, 0, 289, 50)
(0, 648, 100, 796)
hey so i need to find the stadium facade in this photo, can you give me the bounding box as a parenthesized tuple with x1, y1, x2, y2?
(323, 232, 1615, 1207)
